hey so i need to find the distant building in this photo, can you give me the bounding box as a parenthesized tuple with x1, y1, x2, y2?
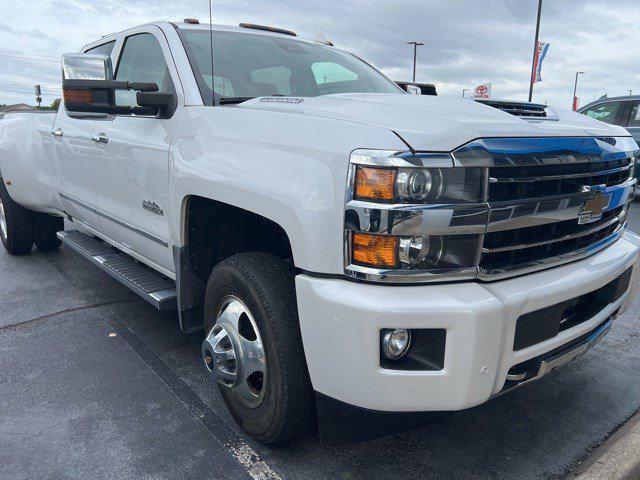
(0, 104, 36, 113)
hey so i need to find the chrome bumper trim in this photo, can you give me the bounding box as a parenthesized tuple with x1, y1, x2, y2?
(496, 318, 613, 398)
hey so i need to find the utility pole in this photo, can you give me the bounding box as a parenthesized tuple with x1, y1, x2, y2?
(34, 84, 42, 109)
(528, 0, 543, 102)
(462, 88, 470, 98)
(406, 41, 424, 82)
(572, 71, 584, 111)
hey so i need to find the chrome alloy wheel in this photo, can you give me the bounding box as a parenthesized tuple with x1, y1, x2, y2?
(202, 295, 267, 408)
(0, 195, 6, 240)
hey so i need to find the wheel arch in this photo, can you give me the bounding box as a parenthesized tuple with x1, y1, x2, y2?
(173, 194, 299, 333)
(183, 194, 296, 281)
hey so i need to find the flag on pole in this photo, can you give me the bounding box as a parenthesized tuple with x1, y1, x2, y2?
(532, 42, 550, 84)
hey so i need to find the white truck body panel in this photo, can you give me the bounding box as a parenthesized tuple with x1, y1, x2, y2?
(1, 21, 639, 421)
(297, 232, 640, 411)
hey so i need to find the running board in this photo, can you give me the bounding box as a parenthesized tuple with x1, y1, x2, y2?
(57, 231, 177, 311)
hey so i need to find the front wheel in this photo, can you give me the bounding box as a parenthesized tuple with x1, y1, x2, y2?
(0, 179, 34, 255)
(201, 253, 314, 444)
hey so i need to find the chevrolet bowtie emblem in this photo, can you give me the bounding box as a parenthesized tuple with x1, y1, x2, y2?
(578, 185, 611, 224)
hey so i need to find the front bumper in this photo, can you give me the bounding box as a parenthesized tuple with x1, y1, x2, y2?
(296, 230, 640, 413)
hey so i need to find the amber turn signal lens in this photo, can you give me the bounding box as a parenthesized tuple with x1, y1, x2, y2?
(354, 166, 396, 201)
(352, 233, 399, 268)
(63, 89, 93, 104)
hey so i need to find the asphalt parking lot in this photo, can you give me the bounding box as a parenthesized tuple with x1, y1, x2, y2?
(2, 208, 640, 480)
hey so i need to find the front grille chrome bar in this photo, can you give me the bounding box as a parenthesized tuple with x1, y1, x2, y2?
(488, 164, 632, 184)
(482, 214, 624, 253)
(478, 228, 625, 280)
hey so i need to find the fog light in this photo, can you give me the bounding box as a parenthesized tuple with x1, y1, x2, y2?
(381, 328, 412, 359)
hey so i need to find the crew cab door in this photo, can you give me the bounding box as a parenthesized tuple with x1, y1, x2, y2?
(52, 99, 100, 230)
(92, 27, 180, 275)
(52, 40, 117, 232)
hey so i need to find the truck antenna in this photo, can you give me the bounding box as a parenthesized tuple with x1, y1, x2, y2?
(209, 0, 215, 106)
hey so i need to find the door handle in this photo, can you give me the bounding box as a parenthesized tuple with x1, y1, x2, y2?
(91, 132, 109, 144)
(51, 128, 63, 138)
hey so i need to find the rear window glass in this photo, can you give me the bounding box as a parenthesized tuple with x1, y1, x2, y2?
(250, 66, 292, 95)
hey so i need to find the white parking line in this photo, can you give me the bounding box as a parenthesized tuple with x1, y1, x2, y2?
(229, 443, 283, 480)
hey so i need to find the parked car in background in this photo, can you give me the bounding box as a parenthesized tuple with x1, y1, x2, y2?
(579, 95, 640, 143)
(395, 81, 437, 95)
(579, 96, 640, 194)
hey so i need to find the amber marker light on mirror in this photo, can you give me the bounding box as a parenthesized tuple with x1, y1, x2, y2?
(352, 233, 399, 268)
(354, 166, 396, 201)
(63, 89, 93, 104)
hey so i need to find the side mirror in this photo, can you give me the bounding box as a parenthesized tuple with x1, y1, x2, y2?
(405, 85, 422, 95)
(395, 81, 438, 96)
(62, 53, 114, 81)
(61, 53, 175, 117)
(136, 91, 175, 114)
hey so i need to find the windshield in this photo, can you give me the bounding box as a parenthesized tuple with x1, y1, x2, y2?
(179, 30, 403, 105)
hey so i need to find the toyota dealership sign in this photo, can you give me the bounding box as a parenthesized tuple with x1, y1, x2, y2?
(473, 83, 492, 99)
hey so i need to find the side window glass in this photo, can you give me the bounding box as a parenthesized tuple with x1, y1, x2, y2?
(115, 33, 174, 107)
(311, 62, 358, 85)
(583, 102, 622, 124)
(629, 103, 640, 127)
(250, 66, 292, 95)
(86, 41, 116, 56)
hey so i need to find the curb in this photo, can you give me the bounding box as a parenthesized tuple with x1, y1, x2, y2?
(570, 412, 640, 480)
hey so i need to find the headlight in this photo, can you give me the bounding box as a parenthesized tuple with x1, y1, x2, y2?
(345, 149, 486, 283)
(352, 163, 482, 204)
(354, 167, 396, 201)
(352, 232, 399, 268)
(350, 232, 479, 271)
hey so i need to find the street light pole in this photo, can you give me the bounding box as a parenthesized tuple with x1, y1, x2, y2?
(572, 71, 584, 111)
(528, 0, 543, 102)
(407, 41, 424, 82)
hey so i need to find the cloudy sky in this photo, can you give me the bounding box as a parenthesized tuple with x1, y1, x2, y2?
(0, 0, 638, 109)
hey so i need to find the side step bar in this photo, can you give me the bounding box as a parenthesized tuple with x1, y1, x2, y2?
(57, 231, 177, 311)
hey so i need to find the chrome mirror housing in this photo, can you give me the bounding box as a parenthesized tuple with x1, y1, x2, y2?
(62, 53, 114, 81)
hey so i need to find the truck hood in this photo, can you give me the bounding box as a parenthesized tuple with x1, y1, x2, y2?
(238, 93, 630, 151)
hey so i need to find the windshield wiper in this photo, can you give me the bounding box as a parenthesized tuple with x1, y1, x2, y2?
(218, 94, 286, 106)
(218, 96, 256, 105)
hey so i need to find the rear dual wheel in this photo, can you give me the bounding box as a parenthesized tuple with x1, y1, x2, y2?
(202, 253, 314, 444)
(0, 178, 63, 255)
(0, 179, 35, 255)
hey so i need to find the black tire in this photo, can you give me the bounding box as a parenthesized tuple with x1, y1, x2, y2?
(0, 179, 34, 255)
(204, 252, 314, 444)
(34, 212, 64, 252)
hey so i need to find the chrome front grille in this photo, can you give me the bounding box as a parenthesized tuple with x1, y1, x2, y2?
(481, 205, 624, 273)
(459, 137, 637, 279)
(343, 136, 638, 283)
(488, 156, 633, 202)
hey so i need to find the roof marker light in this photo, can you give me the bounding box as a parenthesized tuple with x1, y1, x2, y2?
(239, 23, 297, 37)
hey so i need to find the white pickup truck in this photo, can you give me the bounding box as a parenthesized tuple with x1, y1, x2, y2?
(1, 20, 640, 444)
